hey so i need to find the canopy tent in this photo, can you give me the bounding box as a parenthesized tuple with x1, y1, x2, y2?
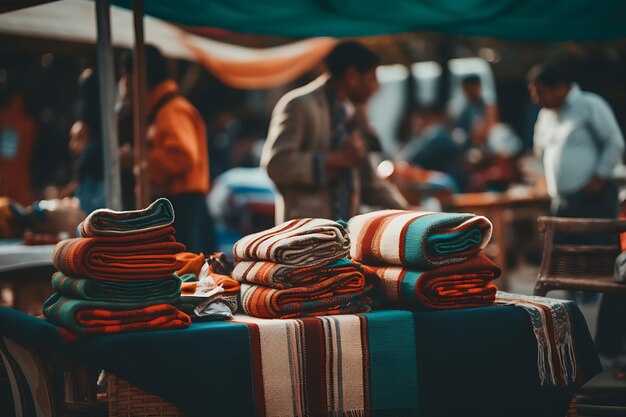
(111, 0, 626, 41)
(0, 0, 337, 89)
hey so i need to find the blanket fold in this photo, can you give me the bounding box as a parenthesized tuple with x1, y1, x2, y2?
(238, 270, 369, 319)
(43, 294, 190, 334)
(360, 255, 500, 310)
(348, 210, 492, 268)
(232, 258, 364, 290)
(52, 227, 185, 281)
(51, 272, 182, 302)
(77, 197, 175, 237)
(233, 218, 350, 267)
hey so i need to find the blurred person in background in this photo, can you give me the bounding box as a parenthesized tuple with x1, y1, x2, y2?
(119, 45, 214, 253)
(207, 110, 241, 180)
(0, 73, 37, 206)
(455, 74, 498, 150)
(61, 68, 105, 214)
(529, 62, 626, 373)
(397, 105, 463, 191)
(262, 41, 407, 223)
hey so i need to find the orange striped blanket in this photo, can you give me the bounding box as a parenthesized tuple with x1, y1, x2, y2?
(52, 227, 185, 281)
(359, 255, 500, 310)
(239, 265, 369, 319)
(232, 258, 364, 290)
(43, 294, 190, 335)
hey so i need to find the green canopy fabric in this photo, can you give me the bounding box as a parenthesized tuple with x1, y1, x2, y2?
(112, 0, 626, 41)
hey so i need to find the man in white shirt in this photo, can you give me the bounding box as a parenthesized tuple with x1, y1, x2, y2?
(529, 62, 626, 369)
(529, 63, 624, 219)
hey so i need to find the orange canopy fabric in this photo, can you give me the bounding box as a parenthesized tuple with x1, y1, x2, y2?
(184, 36, 337, 89)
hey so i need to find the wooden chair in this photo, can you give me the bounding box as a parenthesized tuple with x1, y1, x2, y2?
(534, 216, 626, 297)
(535, 216, 626, 417)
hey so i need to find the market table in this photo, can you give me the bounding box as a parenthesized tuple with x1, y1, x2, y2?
(0, 239, 55, 312)
(0, 301, 601, 417)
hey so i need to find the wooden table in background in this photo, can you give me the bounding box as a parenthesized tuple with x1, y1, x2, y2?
(449, 192, 551, 291)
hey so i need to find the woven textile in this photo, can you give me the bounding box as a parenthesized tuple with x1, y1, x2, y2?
(360, 255, 500, 310)
(43, 294, 189, 335)
(239, 275, 369, 319)
(77, 197, 174, 237)
(232, 258, 364, 290)
(235, 311, 419, 417)
(495, 291, 581, 387)
(52, 227, 185, 281)
(0, 305, 602, 416)
(51, 272, 182, 302)
(233, 218, 350, 267)
(348, 210, 492, 268)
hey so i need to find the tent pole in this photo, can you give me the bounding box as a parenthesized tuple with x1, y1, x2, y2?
(95, 0, 122, 210)
(132, 0, 149, 208)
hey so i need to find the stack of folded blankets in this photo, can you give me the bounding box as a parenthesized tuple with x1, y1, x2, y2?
(232, 218, 372, 319)
(175, 252, 241, 321)
(348, 210, 500, 310)
(43, 198, 191, 335)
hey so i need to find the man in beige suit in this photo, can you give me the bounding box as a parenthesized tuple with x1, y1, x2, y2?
(262, 42, 407, 223)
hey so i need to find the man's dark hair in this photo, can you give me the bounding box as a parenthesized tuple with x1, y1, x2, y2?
(120, 44, 169, 89)
(461, 74, 482, 86)
(526, 63, 573, 88)
(325, 42, 380, 78)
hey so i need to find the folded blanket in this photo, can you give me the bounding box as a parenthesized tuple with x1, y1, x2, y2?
(77, 198, 175, 237)
(495, 292, 580, 387)
(349, 210, 492, 268)
(360, 255, 500, 310)
(233, 258, 365, 290)
(51, 272, 181, 303)
(233, 218, 350, 267)
(43, 294, 190, 335)
(53, 227, 185, 281)
(239, 273, 370, 319)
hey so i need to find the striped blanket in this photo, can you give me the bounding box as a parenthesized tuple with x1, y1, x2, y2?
(239, 276, 370, 319)
(51, 272, 182, 303)
(52, 227, 185, 281)
(360, 255, 500, 310)
(348, 210, 492, 268)
(233, 218, 350, 267)
(77, 197, 175, 237)
(43, 294, 190, 335)
(235, 311, 420, 417)
(233, 258, 364, 290)
(495, 291, 581, 387)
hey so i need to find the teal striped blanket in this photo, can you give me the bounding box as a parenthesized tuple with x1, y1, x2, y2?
(77, 197, 174, 237)
(348, 210, 492, 269)
(51, 272, 182, 302)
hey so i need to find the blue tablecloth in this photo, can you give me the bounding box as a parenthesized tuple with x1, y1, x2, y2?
(0, 303, 601, 417)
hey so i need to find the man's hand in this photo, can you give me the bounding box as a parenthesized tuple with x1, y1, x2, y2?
(584, 176, 606, 195)
(325, 131, 368, 173)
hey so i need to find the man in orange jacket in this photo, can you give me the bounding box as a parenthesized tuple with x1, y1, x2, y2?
(120, 46, 214, 253)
